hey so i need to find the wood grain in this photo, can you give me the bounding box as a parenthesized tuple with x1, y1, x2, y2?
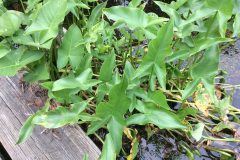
(0, 76, 100, 160)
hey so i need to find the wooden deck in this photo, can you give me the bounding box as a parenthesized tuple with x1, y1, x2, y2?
(0, 76, 100, 160)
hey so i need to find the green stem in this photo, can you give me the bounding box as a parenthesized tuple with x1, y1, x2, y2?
(19, 0, 25, 12)
(202, 136, 240, 142)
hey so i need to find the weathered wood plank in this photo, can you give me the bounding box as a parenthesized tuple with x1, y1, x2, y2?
(0, 76, 100, 160)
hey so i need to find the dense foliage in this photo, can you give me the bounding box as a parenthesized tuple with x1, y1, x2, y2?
(0, 0, 240, 159)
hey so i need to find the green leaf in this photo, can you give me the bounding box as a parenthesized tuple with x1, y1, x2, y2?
(87, 2, 107, 29)
(25, 0, 67, 47)
(87, 117, 110, 135)
(127, 101, 186, 129)
(17, 115, 35, 144)
(107, 118, 123, 154)
(154, 1, 182, 26)
(0, 10, 23, 36)
(129, 0, 142, 7)
(57, 24, 84, 69)
(26, 0, 41, 12)
(0, 47, 44, 76)
(99, 52, 116, 82)
(12, 31, 52, 49)
(67, 0, 89, 19)
(134, 21, 173, 89)
(24, 63, 49, 82)
(183, 46, 220, 100)
(182, 79, 201, 100)
(44, 103, 84, 125)
(190, 122, 204, 141)
(167, 37, 231, 62)
(206, 0, 233, 37)
(0, 42, 10, 58)
(95, 77, 130, 124)
(32, 101, 87, 128)
(147, 90, 170, 110)
(90, 78, 131, 153)
(100, 134, 116, 160)
(103, 6, 163, 30)
(52, 69, 100, 91)
(233, 13, 240, 37)
(169, 0, 187, 10)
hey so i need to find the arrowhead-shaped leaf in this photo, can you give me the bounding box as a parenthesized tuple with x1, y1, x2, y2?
(103, 6, 163, 30)
(57, 24, 84, 69)
(89, 78, 131, 153)
(134, 21, 174, 89)
(0, 47, 44, 76)
(25, 0, 67, 47)
(182, 46, 220, 100)
(127, 101, 186, 129)
(52, 68, 100, 91)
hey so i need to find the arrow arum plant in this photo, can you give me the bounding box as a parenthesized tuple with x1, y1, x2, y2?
(0, 0, 240, 159)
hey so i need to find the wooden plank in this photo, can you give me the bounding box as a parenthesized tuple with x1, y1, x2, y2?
(0, 76, 100, 160)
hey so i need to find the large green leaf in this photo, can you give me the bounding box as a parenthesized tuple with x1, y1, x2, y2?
(17, 105, 49, 144)
(17, 101, 87, 144)
(12, 31, 52, 49)
(25, 0, 67, 47)
(0, 10, 23, 36)
(127, 101, 186, 129)
(57, 24, 84, 69)
(133, 21, 173, 89)
(52, 68, 100, 91)
(89, 78, 131, 154)
(182, 46, 220, 100)
(0, 47, 44, 76)
(103, 6, 163, 30)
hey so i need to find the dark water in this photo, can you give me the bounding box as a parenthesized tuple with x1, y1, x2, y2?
(220, 40, 240, 108)
(137, 134, 222, 160)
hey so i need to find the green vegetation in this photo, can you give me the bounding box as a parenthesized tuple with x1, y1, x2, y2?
(0, 0, 240, 159)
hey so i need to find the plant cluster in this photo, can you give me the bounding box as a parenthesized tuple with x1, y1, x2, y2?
(0, 0, 240, 159)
